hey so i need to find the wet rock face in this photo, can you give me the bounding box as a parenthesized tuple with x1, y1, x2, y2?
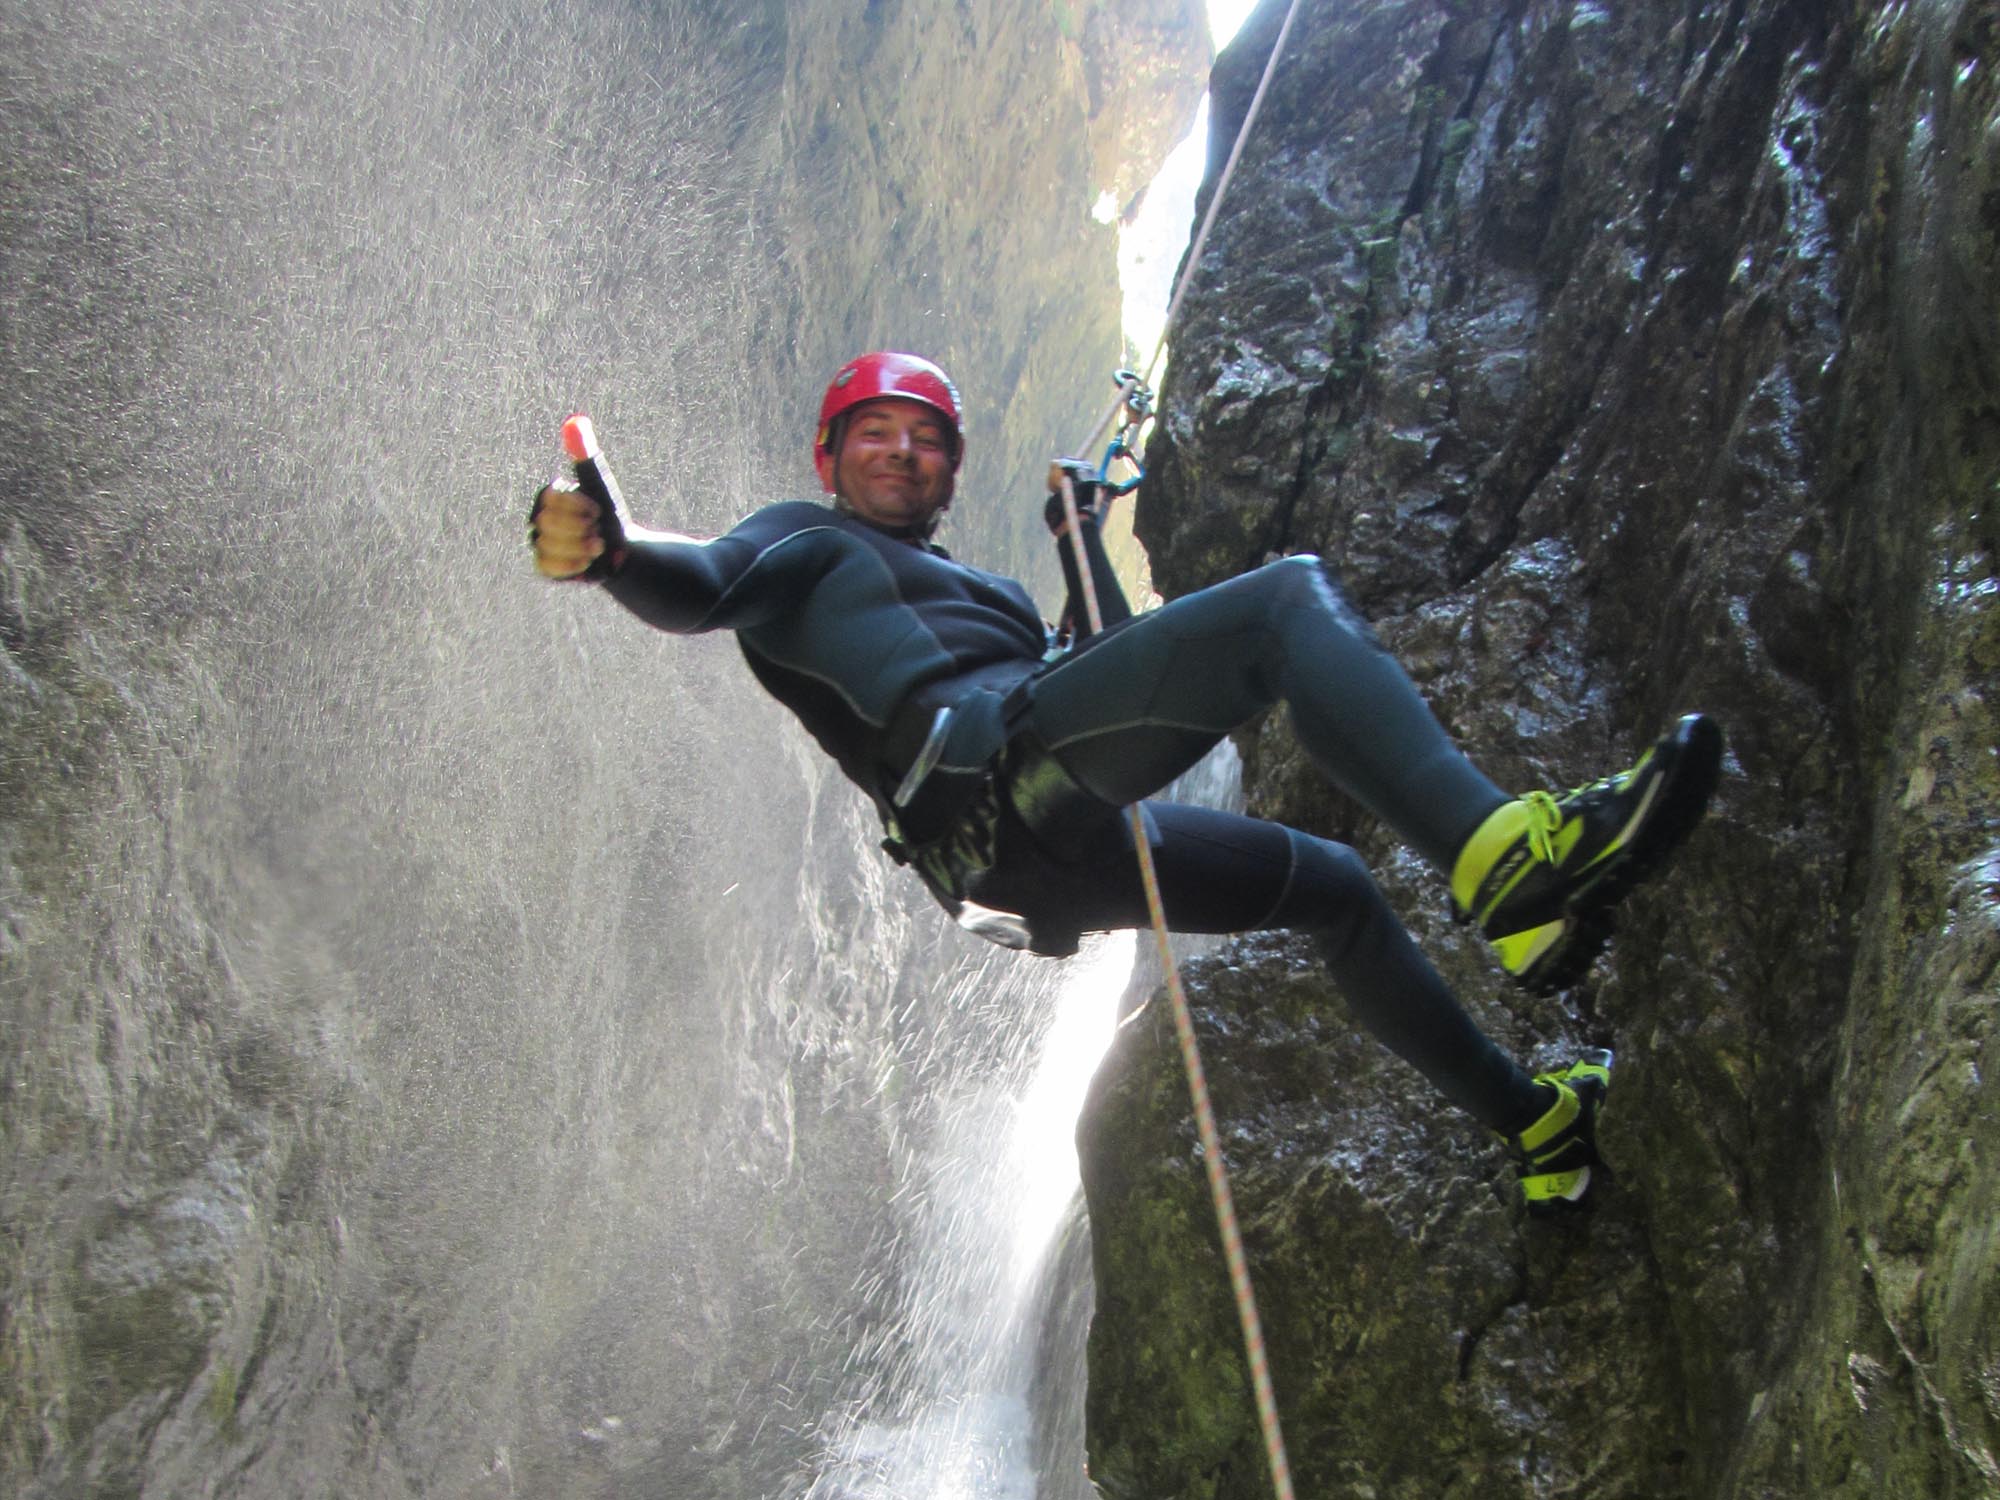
(1083, 938, 1688, 1499)
(1085, 1, 1999, 1497)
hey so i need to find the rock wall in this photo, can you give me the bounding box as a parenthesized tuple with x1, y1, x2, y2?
(0, 2, 1203, 1496)
(1080, 2, 1999, 1497)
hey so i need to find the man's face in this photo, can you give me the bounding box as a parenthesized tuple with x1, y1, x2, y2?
(824, 398, 956, 531)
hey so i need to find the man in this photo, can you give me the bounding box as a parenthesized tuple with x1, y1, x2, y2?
(528, 351, 1723, 1214)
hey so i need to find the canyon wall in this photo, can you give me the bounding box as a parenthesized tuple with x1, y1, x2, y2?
(1081, 2, 2000, 1497)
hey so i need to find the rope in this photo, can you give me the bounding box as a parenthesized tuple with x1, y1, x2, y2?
(1055, 8, 1307, 1496)
(1057, 474, 1294, 1500)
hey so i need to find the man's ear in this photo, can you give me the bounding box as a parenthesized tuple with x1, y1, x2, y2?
(813, 446, 836, 493)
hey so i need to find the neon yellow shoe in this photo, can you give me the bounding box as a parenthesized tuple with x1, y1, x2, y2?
(1452, 714, 1723, 993)
(1509, 1050, 1613, 1215)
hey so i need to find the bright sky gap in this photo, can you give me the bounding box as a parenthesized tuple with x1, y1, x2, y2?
(1099, 1, 1258, 361)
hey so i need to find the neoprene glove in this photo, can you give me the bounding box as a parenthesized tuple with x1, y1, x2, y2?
(529, 476, 626, 581)
(1043, 459, 1107, 536)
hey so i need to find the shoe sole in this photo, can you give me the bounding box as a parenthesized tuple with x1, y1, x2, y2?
(1517, 909, 1615, 996)
(1515, 715, 1724, 994)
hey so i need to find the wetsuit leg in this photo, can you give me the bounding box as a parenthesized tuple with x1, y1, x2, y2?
(998, 800, 1546, 1133)
(1027, 555, 1506, 873)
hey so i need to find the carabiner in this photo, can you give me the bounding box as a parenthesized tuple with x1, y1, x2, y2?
(1096, 369, 1154, 495)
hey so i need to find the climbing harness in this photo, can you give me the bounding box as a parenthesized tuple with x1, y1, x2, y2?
(1055, 4, 1306, 1496)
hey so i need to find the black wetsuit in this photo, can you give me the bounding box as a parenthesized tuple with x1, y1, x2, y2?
(607, 499, 1546, 1133)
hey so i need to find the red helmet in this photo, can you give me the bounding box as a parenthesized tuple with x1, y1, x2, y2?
(815, 352, 964, 475)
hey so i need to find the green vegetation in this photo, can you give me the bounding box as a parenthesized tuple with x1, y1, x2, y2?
(203, 1364, 240, 1435)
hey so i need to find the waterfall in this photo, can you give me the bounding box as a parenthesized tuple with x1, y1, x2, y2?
(800, 743, 1242, 1500)
(800, 933, 1133, 1500)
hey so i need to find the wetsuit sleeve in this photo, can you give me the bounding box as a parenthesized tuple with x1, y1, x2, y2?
(1054, 511, 1133, 639)
(598, 506, 807, 634)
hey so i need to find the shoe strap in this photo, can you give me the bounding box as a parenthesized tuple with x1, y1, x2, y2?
(1516, 1077, 1579, 1156)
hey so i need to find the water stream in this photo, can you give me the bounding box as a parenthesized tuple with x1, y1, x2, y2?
(795, 742, 1242, 1500)
(801, 933, 1133, 1500)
